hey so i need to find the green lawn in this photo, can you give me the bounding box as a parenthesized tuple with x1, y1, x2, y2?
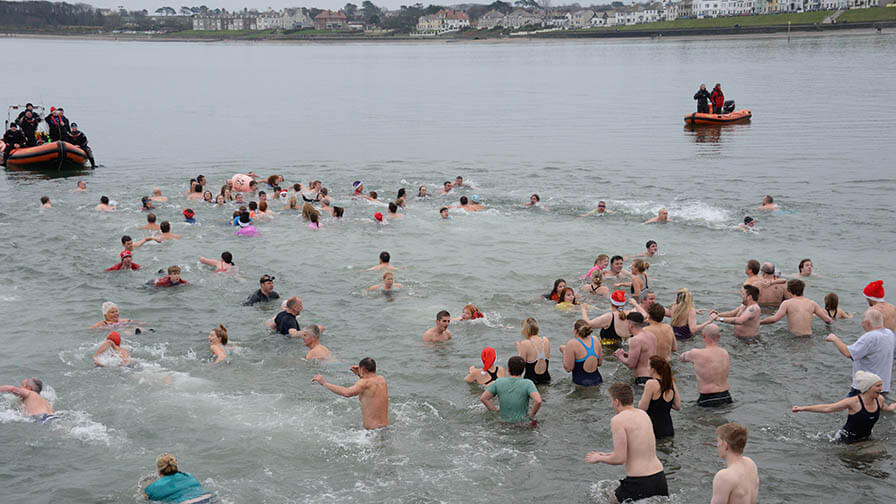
(579, 11, 833, 32)
(838, 6, 896, 22)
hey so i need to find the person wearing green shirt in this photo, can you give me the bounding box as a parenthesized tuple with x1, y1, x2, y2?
(480, 356, 543, 423)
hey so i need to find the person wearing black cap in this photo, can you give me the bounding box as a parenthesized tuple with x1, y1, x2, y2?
(16, 104, 41, 146)
(2, 122, 27, 165)
(67, 123, 96, 167)
(15, 103, 35, 123)
(739, 216, 755, 232)
(44, 107, 70, 142)
(243, 275, 279, 306)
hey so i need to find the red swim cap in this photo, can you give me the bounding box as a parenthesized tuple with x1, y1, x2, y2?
(481, 347, 496, 370)
(183, 208, 195, 218)
(610, 290, 627, 306)
(107, 332, 121, 346)
(120, 250, 132, 259)
(374, 212, 383, 222)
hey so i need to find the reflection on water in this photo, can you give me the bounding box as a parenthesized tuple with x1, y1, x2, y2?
(838, 443, 891, 479)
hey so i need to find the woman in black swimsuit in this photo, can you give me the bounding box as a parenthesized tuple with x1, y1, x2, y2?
(464, 347, 506, 387)
(637, 356, 681, 440)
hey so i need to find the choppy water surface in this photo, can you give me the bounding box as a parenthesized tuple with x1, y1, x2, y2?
(1, 34, 895, 503)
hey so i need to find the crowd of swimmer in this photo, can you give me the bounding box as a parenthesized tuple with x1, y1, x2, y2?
(6, 172, 896, 504)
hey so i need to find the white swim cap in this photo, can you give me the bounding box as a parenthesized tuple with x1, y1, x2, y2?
(855, 370, 882, 393)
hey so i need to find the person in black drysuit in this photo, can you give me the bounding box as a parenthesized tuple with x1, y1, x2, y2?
(67, 122, 96, 168)
(44, 107, 71, 142)
(17, 109, 41, 147)
(694, 84, 711, 114)
(2, 122, 27, 165)
(15, 103, 36, 123)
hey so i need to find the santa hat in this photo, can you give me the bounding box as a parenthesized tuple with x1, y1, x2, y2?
(863, 280, 885, 302)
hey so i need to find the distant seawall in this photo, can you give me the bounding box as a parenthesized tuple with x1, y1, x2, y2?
(531, 20, 896, 39)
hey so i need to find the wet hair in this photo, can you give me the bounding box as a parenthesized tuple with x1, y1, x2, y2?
(388, 202, 398, 213)
(610, 255, 623, 264)
(359, 357, 376, 373)
(531, 194, 540, 202)
(249, 201, 258, 211)
(382, 271, 394, 280)
(459, 196, 469, 205)
(443, 181, 451, 187)
(646, 240, 656, 249)
(258, 190, 266, 198)
(267, 175, 279, 186)
(647, 302, 666, 323)
(521, 317, 539, 337)
(333, 206, 344, 218)
(626, 311, 646, 326)
(743, 284, 759, 301)
(301, 202, 316, 221)
(716, 423, 748, 454)
(194, 184, 203, 193)
(763, 195, 774, 204)
(213, 324, 228, 345)
(287, 195, 298, 208)
(147, 213, 157, 223)
(379, 251, 391, 263)
(547, 278, 566, 299)
(439, 207, 448, 214)
(799, 258, 812, 272)
(595, 254, 609, 265)
(787, 279, 805, 297)
(557, 287, 577, 305)
(40, 195, 49, 204)
(156, 453, 179, 476)
(608, 382, 634, 406)
(746, 260, 760, 275)
(27, 377, 43, 393)
(286, 296, 300, 311)
(309, 212, 319, 225)
(649, 356, 674, 394)
(671, 288, 693, 326)
(167, 265, 181, 275)
(160, 221, 171, 233)
(221, 251, 233, 265)
(632, 259, 649, 274)
(369, 191, 378, 200)
(591, 269, 604, 286)
(574, 319, 592, 339)
(436, 310, 450, 321)
(761, 262, 775, 274)
(293, 183, 301, 191)
(307, 324, 321, 340)
(100, 196, 109, 204)
(121, 235, 132, 245)
(507, 356, 525, 376)
(258, 201, 268, 212)
(397, 188, 407, 199)
(824, 292, 839, 312)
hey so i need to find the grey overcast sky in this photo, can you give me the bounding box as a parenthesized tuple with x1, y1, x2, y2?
(100, 1, 457, 12)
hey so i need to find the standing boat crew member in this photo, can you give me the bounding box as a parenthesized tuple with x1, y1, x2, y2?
(15, 102, 36, 123)
(710, 83, 725, 114)
(44, 107, 70, 142)
(67, 123, 96, 168)
(694, 84, 711, 114)
(17, 108, 41, 146)
(2, 122, 27, 164)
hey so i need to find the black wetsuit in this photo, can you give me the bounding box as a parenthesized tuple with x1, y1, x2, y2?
(68, 130, 96, 167)
(16, 113, 41, 146)
(839, 395, 880, 443)
(694, 89, 711, 114)
(2, 128, 27, 162)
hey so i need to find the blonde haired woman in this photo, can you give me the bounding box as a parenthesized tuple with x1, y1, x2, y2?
(615, 259, 649, 301)
(143, 453, 214, 503)
(515, 317, 550, 384)
(579, 269, 609, 298)
(668, 288, 701, 340)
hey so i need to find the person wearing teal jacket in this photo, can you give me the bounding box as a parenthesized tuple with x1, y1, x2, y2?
(144, 453, 214, 503)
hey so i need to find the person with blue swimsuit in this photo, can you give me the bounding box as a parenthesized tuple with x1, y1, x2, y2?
(561, 320, 603, 386)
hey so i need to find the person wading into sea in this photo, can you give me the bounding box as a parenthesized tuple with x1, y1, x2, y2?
(312, 357, 390, 430)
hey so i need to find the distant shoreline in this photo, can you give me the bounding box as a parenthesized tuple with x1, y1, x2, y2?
(1, 20, 893, 44)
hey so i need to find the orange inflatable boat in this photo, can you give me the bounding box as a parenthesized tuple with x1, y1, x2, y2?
(684, 109, 752, 125)
(2, 141, 88, 171)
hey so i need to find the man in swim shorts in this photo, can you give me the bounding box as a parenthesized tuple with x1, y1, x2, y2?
(680, 325, 732, 407)
(302, 325, 331, 360)
(602, 255, 631, 280)
(614, 312, 656, 385)
(440, 181, 452, 194)
(586, 382, 668, 502)
(156, 221, 181, 241)
(757, 263, 787, 307)
(96, 196, 115, 211)
(423, 310, 452, 343)
(312, 357, 390, 430)
(711, 423, 759, 504)
(0, 377, 54, 421)
(644, 303, 676, 361)
(244, 274, 280, 306)
(863, 280, 896, 332)
(141, 213, 160, 231)
(759, 279, 832, 336)
(644, 208, 668, 224)
(368, 251, 396, 271)
(756, 195, 778, 211)
(742, 260, 762, 289)
(712, 285, 761, 339)
(121, 234, 159, 252)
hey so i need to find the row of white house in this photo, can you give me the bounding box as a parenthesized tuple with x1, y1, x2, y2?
(192, 8, 313, 31)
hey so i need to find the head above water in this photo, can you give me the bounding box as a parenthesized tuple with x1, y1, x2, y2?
(608, 382, 634, 407)
(702, 324, 722, 342)
(761, 262, 775, 275)
(24, 377, 43, 393)
(359, 357, 376, 374)
(521, 317, 539, 337)
(716, 423, 747, 455)
(786, 279, 805, 297)
(156, 453, 179, 476)
(798, 258, 813, 275)
(746, 259, 760, 275)
(507, 356, 525, 377)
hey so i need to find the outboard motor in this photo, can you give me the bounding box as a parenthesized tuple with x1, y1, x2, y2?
(723, 100, 736, 114)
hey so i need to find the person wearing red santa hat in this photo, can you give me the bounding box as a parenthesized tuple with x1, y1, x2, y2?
(864, 280, 896, 332)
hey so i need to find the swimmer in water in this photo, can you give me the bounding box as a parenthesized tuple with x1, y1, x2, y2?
(644, 208, 668, 224)
(96, 195, 115, 211)
(759, 279, 832, 336)
(580, 200, 608, 217)
(555, 287, 579, 312)
(440, 207, 450, 219)
(156, 221, 181, 241)
(453, 303, 484, 321)
(756, 195, 778, 211)
(544, 278, 567, 302)
(469, 195, 486, 211)
(76, 180, 87, 192)
(603, 255, 632, 281)
(91, 301, 135, 328)
(150, 188, 167, 202)
(579, 254, 610, 281)
(183, 208, 197, 224)
(798, 258, 813, 277)
(440, 181, 453, 194)
(368, 251, 396, 272)
(152, 265, 188, 287)
(823, 292, 852, 320)
(142, 213, 160, 231)
(122, 234, 160, 252)
(187, 184, 204, 200)
(418, 185, 428, 198)
(739, 216, 756, 232)
(302, 324, 331, 360)
(387, 202, 403, 220)
(627, 240, 659, 260)
(579, 269, 609, 298)
(464, 347, 506, 387)
(93, 331, 130, 367)
(200, 251, 235, 273)
(711, 423, 760, 504)
(143, 453, 215, 503)
(235, 212, 259, 237)
(0, 377, 54, 420)
(368, 271, 402, 292)
(40, 195, 51, 208)
(106, 250, 140, 271)
(710, 285, 762, 339)
(141, 196, 155, 211)
(312, 357, 390, 430)
(208, 325, 230, 364)
(423, 310, 452, 343)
